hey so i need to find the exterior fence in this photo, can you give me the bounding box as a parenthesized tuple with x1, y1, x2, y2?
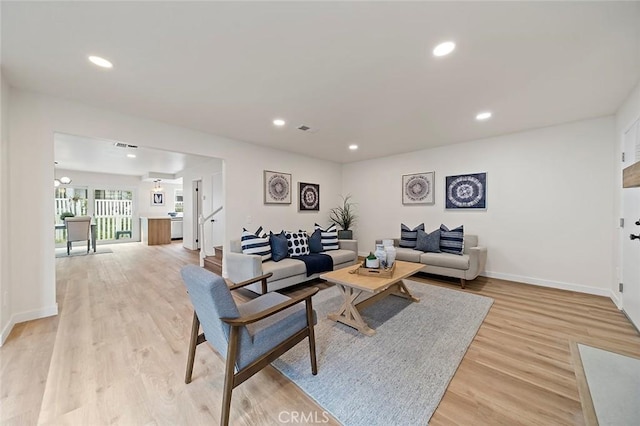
(55, 198, 133, 243)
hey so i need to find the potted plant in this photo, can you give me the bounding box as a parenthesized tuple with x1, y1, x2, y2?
(329, 195, 357, 239)
(60, 211, 75, 221)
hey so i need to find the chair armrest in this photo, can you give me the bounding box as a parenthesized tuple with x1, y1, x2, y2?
(228, 272, 273, 293)
(225, 251, 263, 284)
(221, 287, 319, 326)
(338, 239, 358, 253)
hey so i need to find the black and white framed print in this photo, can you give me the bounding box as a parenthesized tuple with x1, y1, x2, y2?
(445, 172, 487, 209)
(402, 172, 435, 205)
(151, 191, 165, 206)
(264, 170, 292, 204)
(299, 182, 320, 211)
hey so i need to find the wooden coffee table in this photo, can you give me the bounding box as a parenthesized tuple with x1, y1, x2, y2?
(320, 260, 424, 336)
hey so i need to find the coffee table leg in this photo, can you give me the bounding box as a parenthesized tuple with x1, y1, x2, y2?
(392, 280, 420, 303)
(327, 284, 376, 336)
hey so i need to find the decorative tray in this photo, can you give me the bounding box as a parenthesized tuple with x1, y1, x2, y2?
(356, 261, 396, 278)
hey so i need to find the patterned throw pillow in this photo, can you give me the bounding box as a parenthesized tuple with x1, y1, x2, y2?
(440, 224, 464, 255)
(314, 223, 339, 251)
(415, 229, 441, 253)
(308, 228, 324, 253)
(399, 223, 425, 248)
(241, 226, 272, 261)
(285, 231, 310, 257)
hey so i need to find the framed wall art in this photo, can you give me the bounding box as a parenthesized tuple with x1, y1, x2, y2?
(151, 191, 165, 206)
(299, 182, 320, 211)
(402, 172, 435, 205)
(445, 172, 487, 209)
(264, 170, 292, 204)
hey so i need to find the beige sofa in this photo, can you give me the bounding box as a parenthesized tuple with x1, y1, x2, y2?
(378, 235, 487, 288)
(226, 239, 358, 294)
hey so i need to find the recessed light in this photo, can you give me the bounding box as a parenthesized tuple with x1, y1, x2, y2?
(273, 119, 286, 126)
(127, 154, 136, 158)
(88, 55, 113, 68)
(476, 111, 492, 121)
(433, 41, 456, 57)
(349, 144, 358, 151)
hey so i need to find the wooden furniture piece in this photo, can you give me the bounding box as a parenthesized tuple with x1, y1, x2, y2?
(181, 266, 319, 426)
(140, 217, 171, 245)
(320, 260, 424, 336)
(623, 161, 640, 188)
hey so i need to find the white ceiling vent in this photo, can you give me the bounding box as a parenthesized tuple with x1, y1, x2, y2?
(114, 142, 138, 148)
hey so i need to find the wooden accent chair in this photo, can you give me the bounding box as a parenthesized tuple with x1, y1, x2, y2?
(180, 265, 319, 426)
(64, 216, 91, 255)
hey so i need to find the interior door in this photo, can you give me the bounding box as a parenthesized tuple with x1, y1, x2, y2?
(622, 119, 640, 329)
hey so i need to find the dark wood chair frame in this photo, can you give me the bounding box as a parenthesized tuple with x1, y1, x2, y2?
(184, 272, 319, 426)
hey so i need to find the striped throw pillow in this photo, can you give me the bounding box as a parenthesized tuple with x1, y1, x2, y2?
(399, 223, 425, 248)
(440, 224, 464, 255)
(314, 223, 339, 251)
(241, 226, 272, 261)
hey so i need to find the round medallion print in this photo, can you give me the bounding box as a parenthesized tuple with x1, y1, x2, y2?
(268, 174, 290, 201)
(300, 184, 319, 210)
(447, 176, 484, 208)
(404, 175, 431, 202)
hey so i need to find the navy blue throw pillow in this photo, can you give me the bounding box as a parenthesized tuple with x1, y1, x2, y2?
(309, 228, 324, 253)
(415, 229, 441, 253)
(440, 224, 464, 255)
(269, 231, 289, 262)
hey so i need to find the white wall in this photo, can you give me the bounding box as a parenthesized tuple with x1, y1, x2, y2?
(343, 117, 616, 296)
(5, 88, 343, 329)
(0, 72, 12, 344)
(614, 81, 640, 307)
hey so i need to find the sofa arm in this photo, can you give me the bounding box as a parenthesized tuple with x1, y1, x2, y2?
(338, 239, 358, 254)
(465, 246, 487, 280)
(225, 251, 264, 284)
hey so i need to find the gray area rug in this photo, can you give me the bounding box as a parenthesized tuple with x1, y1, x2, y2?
(55, 247, 113, 258)
(578, 344, 640, 425)
(272, 280, 493, 425)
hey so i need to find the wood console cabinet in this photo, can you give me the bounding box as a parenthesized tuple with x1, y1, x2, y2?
(140, 217, 171, 245)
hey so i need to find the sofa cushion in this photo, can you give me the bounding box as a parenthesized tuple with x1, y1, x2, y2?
(269, 231, 289, 262)
(285, 231, 310, 257)
(323, 249, 357, 265)
(415, 229, 441, 253)
(308, 228, 324, 253)
(399, 223, 425, 248)
(262, 258, 307, 281)
(315, 223, 339, 251)
(395, 247, 423, 263)
(420, 252, 470, 270)
(241, 227, 272, 261)
(440, 224, 464, 255)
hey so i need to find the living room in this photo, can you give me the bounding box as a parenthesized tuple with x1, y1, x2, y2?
(1, 1, 640, 425)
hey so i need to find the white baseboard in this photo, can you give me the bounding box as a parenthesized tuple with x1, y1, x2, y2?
(0, 304, 58, 347)
(609, 290, 623, 309)
(482, 271, 611, 297)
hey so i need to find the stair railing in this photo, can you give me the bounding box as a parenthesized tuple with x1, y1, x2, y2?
(199, 205, 223, 267)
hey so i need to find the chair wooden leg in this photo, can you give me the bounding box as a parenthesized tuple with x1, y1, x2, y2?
(221, 326, 239, 426)
(460, 278, 466, 289)
(185, 312, 200, 384)
(306, 301, 318, 375)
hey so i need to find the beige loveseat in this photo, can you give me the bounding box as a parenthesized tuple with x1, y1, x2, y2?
(378, 235, 487, 288)
(226, 239, 358, 294)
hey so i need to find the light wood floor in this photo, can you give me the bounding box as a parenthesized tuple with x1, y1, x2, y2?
(1, 242, 639, 425)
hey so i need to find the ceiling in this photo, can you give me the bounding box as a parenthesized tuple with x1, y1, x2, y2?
(3, 1, 640, 163)
(54, 133, 215, 182)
